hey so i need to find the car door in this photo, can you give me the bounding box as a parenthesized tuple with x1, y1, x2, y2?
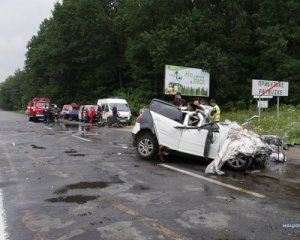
(178, 128, 208, 156)
(178, 114, 221, 158)
(151, 111, 182, 149)
(149, 100, 184, 150)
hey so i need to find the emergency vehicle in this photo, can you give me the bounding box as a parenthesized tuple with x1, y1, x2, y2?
(26, 97, 51, 121)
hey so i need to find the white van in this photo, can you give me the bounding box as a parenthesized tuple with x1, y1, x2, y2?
(97, 98, 132, 125)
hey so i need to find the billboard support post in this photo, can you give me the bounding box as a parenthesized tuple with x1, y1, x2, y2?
(258, 96, 261, 122)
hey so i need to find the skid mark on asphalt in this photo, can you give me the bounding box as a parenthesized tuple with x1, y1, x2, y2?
(112, 202, 185, 240)
(159, 164, 266, 199)
(1, 145, 47, 240)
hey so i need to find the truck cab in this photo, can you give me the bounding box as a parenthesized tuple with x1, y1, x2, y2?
(26, 97, 51, 121)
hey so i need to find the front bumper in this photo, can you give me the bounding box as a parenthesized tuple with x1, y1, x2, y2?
(131, 123, 140, 146)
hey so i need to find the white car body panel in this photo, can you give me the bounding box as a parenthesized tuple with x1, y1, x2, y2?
(132, 122, 140, 135)
(178, 128, 208, 156)
(150, 109, 230, 159)
(151, 111, 182, 149)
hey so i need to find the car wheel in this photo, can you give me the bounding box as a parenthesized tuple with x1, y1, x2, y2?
(226, 155, 252, 171)
(136, 132, 158, 160)
(68, 116, 73, 121)
(29, 116, 33, 121)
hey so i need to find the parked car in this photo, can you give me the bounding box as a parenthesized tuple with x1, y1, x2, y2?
(132, 99, 272, 171)
(60, 103, 80, 121)
(97, 98, 132, 125)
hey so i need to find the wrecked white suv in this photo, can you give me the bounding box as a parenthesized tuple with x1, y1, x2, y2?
(132, 99, 272, 171)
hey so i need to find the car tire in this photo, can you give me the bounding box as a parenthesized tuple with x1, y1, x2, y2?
(226, 155, 252, 171)
(29, 116, 33, 121)
(136, 132, 158, 160)
(68, 116, 73, 121)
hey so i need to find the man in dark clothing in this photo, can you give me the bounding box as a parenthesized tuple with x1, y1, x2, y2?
(111, 104, 119, 127)
(43, 105, 50, 124)
(173, 92, 187, 107)
(97, 105, 103, 122)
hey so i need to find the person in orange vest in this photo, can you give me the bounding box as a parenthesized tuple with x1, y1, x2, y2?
(89, 107, 96, 124)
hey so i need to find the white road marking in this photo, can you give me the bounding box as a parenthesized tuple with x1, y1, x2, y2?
(158, 164, 266, 199)
(27, 122, 35, 125)
(83, 133, 98, 136)
(38, 156, 56, 160)
(0, 190, 9, 240)
(71, 135, 92, 142)
(44, 126, 53, 130)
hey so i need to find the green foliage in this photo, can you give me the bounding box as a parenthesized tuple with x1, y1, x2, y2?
(0, 0, 300, 111)
(222, 104, 300, 143)
(0, 70, 26, 110)
(113, 88, 154, 116)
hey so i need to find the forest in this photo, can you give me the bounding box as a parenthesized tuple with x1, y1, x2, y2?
(0, 0, 299, 112)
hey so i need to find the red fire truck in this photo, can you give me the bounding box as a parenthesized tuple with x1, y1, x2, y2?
(26, 97, 51, 121)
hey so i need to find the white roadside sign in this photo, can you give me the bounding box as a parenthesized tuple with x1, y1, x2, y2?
(252, 79, 289, 96)
(257, 101, 268, 108)
(253, 95, 273, 99)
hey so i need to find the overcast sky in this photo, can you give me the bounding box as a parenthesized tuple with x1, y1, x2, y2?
(0, 0, 62, 82)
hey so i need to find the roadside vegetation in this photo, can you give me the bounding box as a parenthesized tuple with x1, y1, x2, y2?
(0, 0, 300, 111)
(222, 104, 300, 144)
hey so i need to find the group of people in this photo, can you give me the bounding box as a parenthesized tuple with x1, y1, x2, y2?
(42, 103, 121, 127)
(43, 105, 59, 124)
(172, 92, 221, 122)
(82, 105, 103, 124)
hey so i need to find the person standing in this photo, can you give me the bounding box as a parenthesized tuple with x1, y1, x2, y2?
(43, 105, 50, 124)
(112, 104, 119, 127)
(89, 107, 96, 124)
(209, 99, 221, 122)
(84, 108, 90, 123)
(97, 105, 103, 122)
(173, 92, 186, 108)
(139, 106, 148, 115)
(199, 98, 208, 105)
(51, 105, 59, 124)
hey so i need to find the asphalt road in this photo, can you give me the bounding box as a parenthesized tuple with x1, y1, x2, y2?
(0, 110, 299, 240)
